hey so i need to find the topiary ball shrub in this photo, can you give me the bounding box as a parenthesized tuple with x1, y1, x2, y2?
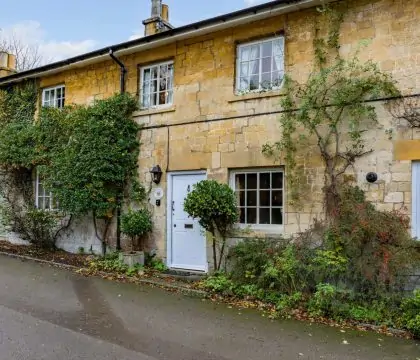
(121, 209, 152, 251)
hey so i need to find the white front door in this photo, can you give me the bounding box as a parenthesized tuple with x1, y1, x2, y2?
(168, 173, 207, 271)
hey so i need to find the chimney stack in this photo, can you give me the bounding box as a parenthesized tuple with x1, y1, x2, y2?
(143, 0, 174, 37)
(0, 52, 17, 78)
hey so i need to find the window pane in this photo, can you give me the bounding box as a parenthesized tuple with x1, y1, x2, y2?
(151, 67, 158, 79)
(150, 93, 157, 106)
(247, 208, 257, 224)
(151, 79, 158, 93)
(250, 75, 259, 90)
(260, 208, 270, 224)
(247, 173, 257, 189)
(143, 69, 151, 82)
(262, 57, 271, 73)
(272, 208, 283, 225)
(272, 172, 283, 189)
(166, 90, 173, 104)
(62, 87, 65, 99)
(239, 208, 245, 223)
(167, 75, 173, 91)
(272, 71, 283, 84)
(260, 191, 270, 206)
(142, 94, 150, 108)
(158, 92, 166, 105)
(272, 190, 283, 206)
(239, 77, 249, 91)
(168, 63, 174, 77)
(240, 46, 250, 61)
(235, 174, 246, 190)
(44, 91, 50, 102)
(240, 62, 249, 77)
(273, 56, 284, 71)
(250, 45, 260, 60)
(44, 197, 50, 210)
(262, 42, 272, 57)
(273, 39, 284, 56)
(159, 77, 167, 91)
(38, 197, 44, 210)
(247, 191, 257, 206)
(260, 173, 270, 189)
(237, 191, 245, 207)
(160, 64, 168, 77)
(249, 60, 259, 75)
(261, 73, 271, 88)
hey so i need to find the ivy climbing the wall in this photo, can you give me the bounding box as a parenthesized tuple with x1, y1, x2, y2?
(0, 84, 142, 253)
(263, 4, 400, 215)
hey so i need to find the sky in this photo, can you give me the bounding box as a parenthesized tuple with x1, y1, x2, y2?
(0, 0, 270, 64)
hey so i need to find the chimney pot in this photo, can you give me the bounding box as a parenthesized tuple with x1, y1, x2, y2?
(151, 0, 162, 17)
(0, 52, 8, 68)
(161, 4, 169, 22)
(0, 51, 17, 78)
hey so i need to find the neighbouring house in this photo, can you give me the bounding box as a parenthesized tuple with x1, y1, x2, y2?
(0, 0, 419, 272)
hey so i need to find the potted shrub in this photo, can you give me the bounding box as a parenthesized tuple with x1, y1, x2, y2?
(120, 208, 152, 266)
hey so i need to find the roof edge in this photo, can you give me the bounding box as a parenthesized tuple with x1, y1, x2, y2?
(0, 0, 321, 86)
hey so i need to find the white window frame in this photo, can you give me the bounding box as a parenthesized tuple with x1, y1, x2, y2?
(230, 168, 285, 233)
(236, 36, 285, 93)
(42, 85, 65, 108)
(139, 61, 174, 109)
(35, 170, 57, 211)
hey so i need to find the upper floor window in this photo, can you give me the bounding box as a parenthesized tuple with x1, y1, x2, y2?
(236, 36, 285, 93)
(140, 61, 174, 108)
(230, 169, 284, 227)
(42, 85, 65, 108)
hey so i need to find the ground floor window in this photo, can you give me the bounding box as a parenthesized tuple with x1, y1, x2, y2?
(230, 168, 284, 226)
(35, 170, 57, 211)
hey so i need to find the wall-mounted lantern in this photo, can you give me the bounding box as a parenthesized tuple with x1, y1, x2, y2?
(150, 165, 163, 185)
(366, 172, 378, 183)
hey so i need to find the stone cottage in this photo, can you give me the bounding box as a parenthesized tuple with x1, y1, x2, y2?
(0, 0, 419, 272)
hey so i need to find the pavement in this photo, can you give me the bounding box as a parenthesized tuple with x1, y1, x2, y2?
(0, 254, 419, 360)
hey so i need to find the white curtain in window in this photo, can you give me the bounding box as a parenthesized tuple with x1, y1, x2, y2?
(249, 46, 259, 74)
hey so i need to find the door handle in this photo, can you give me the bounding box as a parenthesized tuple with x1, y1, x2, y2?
(184, 224, 193, 229)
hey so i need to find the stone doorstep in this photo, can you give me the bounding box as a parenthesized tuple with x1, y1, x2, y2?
(159, 269, 206, 282)
(0, 251, 207, 298)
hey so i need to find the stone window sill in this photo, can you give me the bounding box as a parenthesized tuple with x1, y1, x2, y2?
(132, 106, 176, 117)
(228, 89, 286, 103)
(231, 224, 285, 237)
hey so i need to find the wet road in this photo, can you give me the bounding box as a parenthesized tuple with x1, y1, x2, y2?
(0, 255, 418, 360)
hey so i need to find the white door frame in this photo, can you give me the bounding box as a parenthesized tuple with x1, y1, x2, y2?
(166, 170, 207, 272)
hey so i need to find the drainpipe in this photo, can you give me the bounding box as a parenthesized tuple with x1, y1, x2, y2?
(109, 49, 126, 93)
(109, 49, 127, 251)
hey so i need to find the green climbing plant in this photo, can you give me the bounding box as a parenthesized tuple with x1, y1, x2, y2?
(263, 4, 399, 215)
(0, 84, 141, 253)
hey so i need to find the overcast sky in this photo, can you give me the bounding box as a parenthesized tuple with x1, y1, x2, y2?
(0, 0, 269, 64)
